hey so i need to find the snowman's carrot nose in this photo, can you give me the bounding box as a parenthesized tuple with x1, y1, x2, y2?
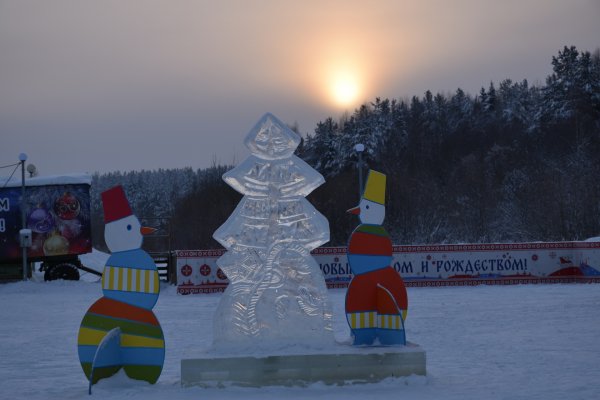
(347, 206, 360, 215)
(140, 226, 157, 235)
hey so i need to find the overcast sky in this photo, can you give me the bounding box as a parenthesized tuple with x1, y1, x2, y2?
(2, 0, 599, 176)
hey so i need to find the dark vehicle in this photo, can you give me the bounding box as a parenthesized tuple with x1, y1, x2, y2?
(0, 174, 100, 281)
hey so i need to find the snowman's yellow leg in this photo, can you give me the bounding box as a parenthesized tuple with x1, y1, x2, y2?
(376, 284, 406, 345)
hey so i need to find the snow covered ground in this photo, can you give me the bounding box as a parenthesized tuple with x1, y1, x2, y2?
(1, 251, 599, 400)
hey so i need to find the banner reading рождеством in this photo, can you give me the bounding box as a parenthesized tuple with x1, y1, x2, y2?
(175, 241, 600, 294)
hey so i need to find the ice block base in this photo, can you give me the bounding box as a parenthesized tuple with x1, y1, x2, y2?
(181, 343, 426, 387)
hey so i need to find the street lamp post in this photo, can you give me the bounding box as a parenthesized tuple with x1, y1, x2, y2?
(19, 153, 28, 280)
(354, 143, 365, 200)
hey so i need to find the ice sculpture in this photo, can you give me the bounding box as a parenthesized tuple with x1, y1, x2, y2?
(212, 113, 333, 350)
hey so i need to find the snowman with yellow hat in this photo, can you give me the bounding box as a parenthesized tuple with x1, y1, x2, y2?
(345, 170, 408, 345)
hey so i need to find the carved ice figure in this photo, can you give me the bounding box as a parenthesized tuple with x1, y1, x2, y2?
(212, 113, 333, 350)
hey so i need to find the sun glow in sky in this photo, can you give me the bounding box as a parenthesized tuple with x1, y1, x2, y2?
(1, 1, 599, 175)
(311, 36, 373, 111)
(331, 74, 359, 106)
(330, 71, 361, 107)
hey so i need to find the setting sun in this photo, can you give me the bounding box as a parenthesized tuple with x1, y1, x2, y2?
(309, 35, 372, 110)
(331, 74, 360, 106)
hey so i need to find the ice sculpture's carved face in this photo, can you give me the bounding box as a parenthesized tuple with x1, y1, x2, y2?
(244, 113, 301, 160)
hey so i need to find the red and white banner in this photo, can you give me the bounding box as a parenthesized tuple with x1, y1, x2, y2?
(176, 241, 600, 294)
(175, 249, 228, 294)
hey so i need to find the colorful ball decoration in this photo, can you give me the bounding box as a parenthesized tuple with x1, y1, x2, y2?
(59, 219, 82, 239)
(27, 205, 55, 233)
(54, 191, 81, 220)
(43, 231, 69, 256)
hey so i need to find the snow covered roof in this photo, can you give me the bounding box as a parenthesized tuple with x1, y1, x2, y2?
(0, 173, 92, 188)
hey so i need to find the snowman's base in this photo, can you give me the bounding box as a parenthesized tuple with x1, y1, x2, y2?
(181, 342, 426, 387)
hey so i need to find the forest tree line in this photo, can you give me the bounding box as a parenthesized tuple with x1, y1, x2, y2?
(91, 46, 600, 251)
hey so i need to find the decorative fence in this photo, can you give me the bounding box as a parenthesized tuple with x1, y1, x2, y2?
(175, 241, 600, 294)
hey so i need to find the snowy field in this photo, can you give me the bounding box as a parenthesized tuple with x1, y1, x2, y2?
(1, 252, 600, 400)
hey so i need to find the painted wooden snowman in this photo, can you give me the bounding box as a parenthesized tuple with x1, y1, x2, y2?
(345, 170, 408, 345)
(77, 186, 164, 391)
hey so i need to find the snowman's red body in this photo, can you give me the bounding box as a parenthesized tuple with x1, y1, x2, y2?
(345, 224, 407, 345)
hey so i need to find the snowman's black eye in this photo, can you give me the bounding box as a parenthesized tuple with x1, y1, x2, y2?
(127, 224, 132, 231)
(366, 204, 370, 210)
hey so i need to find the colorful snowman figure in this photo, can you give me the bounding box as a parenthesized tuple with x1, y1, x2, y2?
(345, 170, 408, 345)
(100, 186, 160, 309)
(77, 186, 164, 392)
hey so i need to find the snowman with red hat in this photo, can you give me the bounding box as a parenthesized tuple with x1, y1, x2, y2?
(100, 185, 160, 309)
(345, 170, 408, 346)
(77, 186, 165, 392)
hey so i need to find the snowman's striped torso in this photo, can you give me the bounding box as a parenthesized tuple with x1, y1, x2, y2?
(102, 249, 160, 310)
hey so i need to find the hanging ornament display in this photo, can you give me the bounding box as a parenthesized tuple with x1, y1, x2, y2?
(30, 233, 45, 254)
(43, 231, 70, 256)
(27, 205, 55, 233)
(54, 191, 81, 220)
(59, 219, 83, 239)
